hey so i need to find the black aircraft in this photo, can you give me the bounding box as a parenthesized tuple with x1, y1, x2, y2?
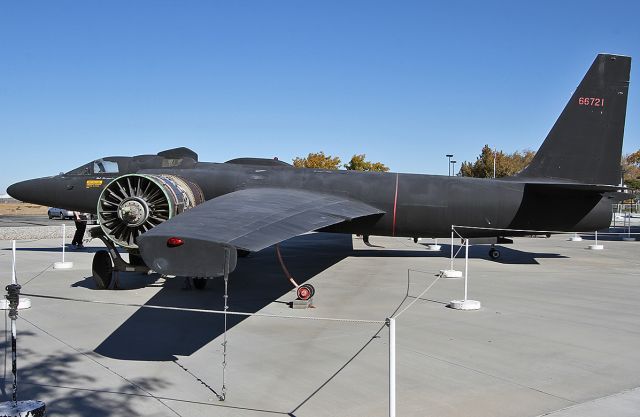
(8, 54, 631, 295)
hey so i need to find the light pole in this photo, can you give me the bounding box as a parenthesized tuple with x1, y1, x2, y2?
(451, 160, 457, 176)
(493, 149, 496, 178)
(446, 154, 453, 176)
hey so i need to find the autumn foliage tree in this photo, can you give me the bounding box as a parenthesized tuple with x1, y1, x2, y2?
(622, 150, 640, 190)
(292, 152, 342, 169)
(293, 152, 389, 172)
(344, 154, 390, 172)
(459, 145, 535, 178)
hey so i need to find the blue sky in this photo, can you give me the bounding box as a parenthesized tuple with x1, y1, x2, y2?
(1, 0, 639, 194)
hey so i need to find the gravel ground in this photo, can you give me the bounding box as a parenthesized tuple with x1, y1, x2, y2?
(0, 225, 78, 241)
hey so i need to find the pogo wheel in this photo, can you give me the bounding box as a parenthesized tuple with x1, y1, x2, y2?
(296, 284, 315, 300)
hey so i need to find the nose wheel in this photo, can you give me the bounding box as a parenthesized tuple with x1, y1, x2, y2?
(92, 250, 114, 289)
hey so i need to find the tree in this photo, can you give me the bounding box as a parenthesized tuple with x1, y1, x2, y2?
(292, 152, 341, 169)
(344, 154, 390, 172)
(622, 150, 640, 190)
(459, 145, 535, 178)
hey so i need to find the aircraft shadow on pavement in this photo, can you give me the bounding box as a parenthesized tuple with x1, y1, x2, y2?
(94, 233, 354, 362)
(352, 243, 567, 264)
(473, 244, 568, 264)
(92, 233, 567, 361)
(72, 273, 158, 290)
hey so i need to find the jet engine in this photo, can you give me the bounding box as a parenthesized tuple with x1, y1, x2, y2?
(97, 174, 204, 249)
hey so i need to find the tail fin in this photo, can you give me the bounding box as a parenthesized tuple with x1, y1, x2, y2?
(518, 54, 631, 185)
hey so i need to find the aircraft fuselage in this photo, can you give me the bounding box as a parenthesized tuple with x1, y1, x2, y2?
(12, 161, 611, 239)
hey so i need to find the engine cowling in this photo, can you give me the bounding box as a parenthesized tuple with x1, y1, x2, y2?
(97, 174, 204, 249)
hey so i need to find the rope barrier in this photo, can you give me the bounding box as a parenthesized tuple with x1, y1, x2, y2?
(393, 273, 442, 319)
(19, 293, 386, 324)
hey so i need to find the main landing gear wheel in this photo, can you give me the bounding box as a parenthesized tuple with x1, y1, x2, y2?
(92, 250, 113, 289)
(192, 278, 207, 290)
(489, 248, 501, 260)
(296, 284, 315, 301)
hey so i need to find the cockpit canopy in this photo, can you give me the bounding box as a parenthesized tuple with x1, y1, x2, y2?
(66, 158, 121, 175)
(64, 148, 199, 176)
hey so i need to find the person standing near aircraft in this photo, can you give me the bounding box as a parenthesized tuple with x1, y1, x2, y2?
(72, 211, 88, 248)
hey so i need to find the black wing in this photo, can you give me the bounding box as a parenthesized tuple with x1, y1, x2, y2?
(137, 188, 384, 277)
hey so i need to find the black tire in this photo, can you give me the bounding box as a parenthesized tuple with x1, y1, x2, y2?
(92, 250, 113, 289)
(192, 278, 207, 290)
(489, 248, 501, 260)
(237, 249, 251, 258)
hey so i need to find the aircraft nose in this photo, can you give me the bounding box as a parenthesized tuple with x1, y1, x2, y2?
(7, 180, 29, 201)
(7, 178, 53, 204)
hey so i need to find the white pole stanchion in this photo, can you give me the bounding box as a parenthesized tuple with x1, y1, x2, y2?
(450, 231, 453, 268)
(440, 230, 462, 278)
(464, 239, 468, 300)
(448, 239, 481, 310)
(569, 232, 582, 242)
(425, 238, 441, 251)
(388, 317, 396, 417)
(622, 214, 636, 241)
(588, 230, 604, 250)
(54, 223, 73, 269)
(0, 241, 31, 310)
(12, 240, 16, 284)
(0, 254, 45, 416)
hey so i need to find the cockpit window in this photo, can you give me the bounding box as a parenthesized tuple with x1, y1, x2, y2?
(93, 159, 119, 174)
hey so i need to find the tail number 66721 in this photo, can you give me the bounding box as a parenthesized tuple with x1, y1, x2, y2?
(578, 97, 604, 107)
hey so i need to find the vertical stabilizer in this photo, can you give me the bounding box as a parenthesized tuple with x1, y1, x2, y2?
(518, 54, 631, 185)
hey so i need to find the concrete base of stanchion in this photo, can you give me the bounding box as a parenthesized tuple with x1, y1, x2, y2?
(291, 299, 313, 309)
(448, 299, 481, 310)
(440, 269, 462, 278)
(0, 298, 31, 310)
(588, 244, 604, 250)
(0, 400, 46, 417)
(424, 244, 442, 251)
(569, 236, 583, 242)
(53, 261, 73, 269)
(622, 237, 636, 242)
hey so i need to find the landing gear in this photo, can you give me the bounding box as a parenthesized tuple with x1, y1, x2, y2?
(275, 244, 315, 306)
(362, 235, 382, 248)
(489, 246, 501, 261)
(296, 283, 315, 301)
(89, 227, 151, 290)
(192, 278, 207, 290)
(129, 253, 146, 266)
(92, 250, 114, 289)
